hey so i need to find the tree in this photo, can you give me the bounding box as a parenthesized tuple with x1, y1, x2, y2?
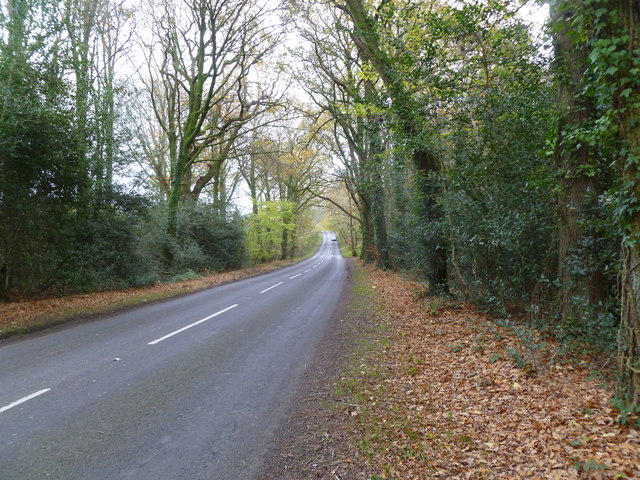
(289, 1, 390, 267)
(610, 0, 640, 407)
(583, 0, 640, 407)
(93, 0, 134, 194)
(551, 0, 639, 406)
(429, 1, 557, 305)
(63, 0, 99, 196)
(334, 0, 448, 289)
(549, 0, 613, 328)
(0, 0, 85, 297)
(237, 116, 327, 260)
(324, 183, 361, 257)
(143, 0, 281, 237)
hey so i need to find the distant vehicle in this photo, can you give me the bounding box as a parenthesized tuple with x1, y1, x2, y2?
(331, 237, 337, 241)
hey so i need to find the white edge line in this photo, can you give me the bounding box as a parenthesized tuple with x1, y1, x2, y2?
(289, 274, 302, 279)
(259, 282, 284, 294)
(0, 388, 51, 414)
(148, 304, 238, 345)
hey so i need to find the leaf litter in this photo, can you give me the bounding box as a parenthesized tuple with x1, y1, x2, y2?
(338, 265, 640, 479)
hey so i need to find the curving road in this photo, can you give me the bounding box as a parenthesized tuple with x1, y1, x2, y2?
(0, 232, 346, 479)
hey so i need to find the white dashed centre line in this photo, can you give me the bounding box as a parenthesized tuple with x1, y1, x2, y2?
(148, 304, 238, 345)
(259, 282, 283, 294)
(0, 389, 51, 414)
(289, 274, 302, 279)
(304, 269, 312, 273)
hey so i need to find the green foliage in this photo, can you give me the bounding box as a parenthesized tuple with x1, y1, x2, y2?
(58, 191, 154, 292)
(497, 318, 549, 372)
(139, 202, 246, 277)
(166, 270, 201, 283)
(245, 201, 296, 263)
(573, 458, 611, 473)
(179, 206, 246, 272)
(436, 7, 556, 305)
(610, 397, 640, 426)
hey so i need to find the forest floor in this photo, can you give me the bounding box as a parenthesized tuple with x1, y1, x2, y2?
(262, 262, 640, 480)
(0, 258, 301, 340)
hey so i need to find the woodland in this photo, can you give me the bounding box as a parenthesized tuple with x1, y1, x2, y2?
(0, 0, 639, 415)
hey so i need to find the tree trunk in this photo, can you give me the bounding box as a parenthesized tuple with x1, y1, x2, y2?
(166, 155, 185, 238)
(281, 227, 289, 260)
(288, 224, 297, 259)
(340, 0, 447, 287)
(359, 192, 375, 262)
(620, 246, 640, 406)
(365, 81, 391, 269)
(551, 0, 608, 324)
(370, 164, 390, 269)
(348, 195, 358, 257)
(610, 0, 640, 406)
(414, 150, 448, 293)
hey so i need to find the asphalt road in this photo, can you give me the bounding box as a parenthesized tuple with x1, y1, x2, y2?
(0, 232, 347, 479)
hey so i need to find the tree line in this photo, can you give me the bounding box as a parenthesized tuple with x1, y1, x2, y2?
(293, 0, 640, 410)
(1, 0, 639, 409)
(0, 0, 324, 301)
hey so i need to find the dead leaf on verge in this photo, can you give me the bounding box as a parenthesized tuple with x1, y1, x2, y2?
(338, 264, 640, 480)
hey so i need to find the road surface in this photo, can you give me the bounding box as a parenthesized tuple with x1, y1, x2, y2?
(0, 232, 346, 479)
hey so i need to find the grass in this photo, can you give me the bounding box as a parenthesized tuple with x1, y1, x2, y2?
(339, 243, 358, 258)
(328, 262, 405, 466)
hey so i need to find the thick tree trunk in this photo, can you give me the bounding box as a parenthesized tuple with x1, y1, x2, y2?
(551, 0, 608, 324)
(365, 88, 391, 269)
(281, 228, 288, 260)
(414, 150, 448, 293)
(288, 224, 297, 259)
(166, 156, 185, 238)
(620, 246, 640, 406)
(611, 0, 640, 406)
(371, 169, 390, 269)
(359, 192, 375, 263)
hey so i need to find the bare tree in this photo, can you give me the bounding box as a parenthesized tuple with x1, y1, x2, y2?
(141, 0, 283, 237)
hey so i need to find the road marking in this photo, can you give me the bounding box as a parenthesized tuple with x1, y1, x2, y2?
(304, 268, 312, 273)
(0, 389, 51, 414)
(259, 282, 283, 294)
(148, 304, 238, 345)
(289, 274, 301, 279)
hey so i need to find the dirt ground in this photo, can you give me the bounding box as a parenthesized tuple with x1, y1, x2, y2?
(257, 258, 378, 480)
